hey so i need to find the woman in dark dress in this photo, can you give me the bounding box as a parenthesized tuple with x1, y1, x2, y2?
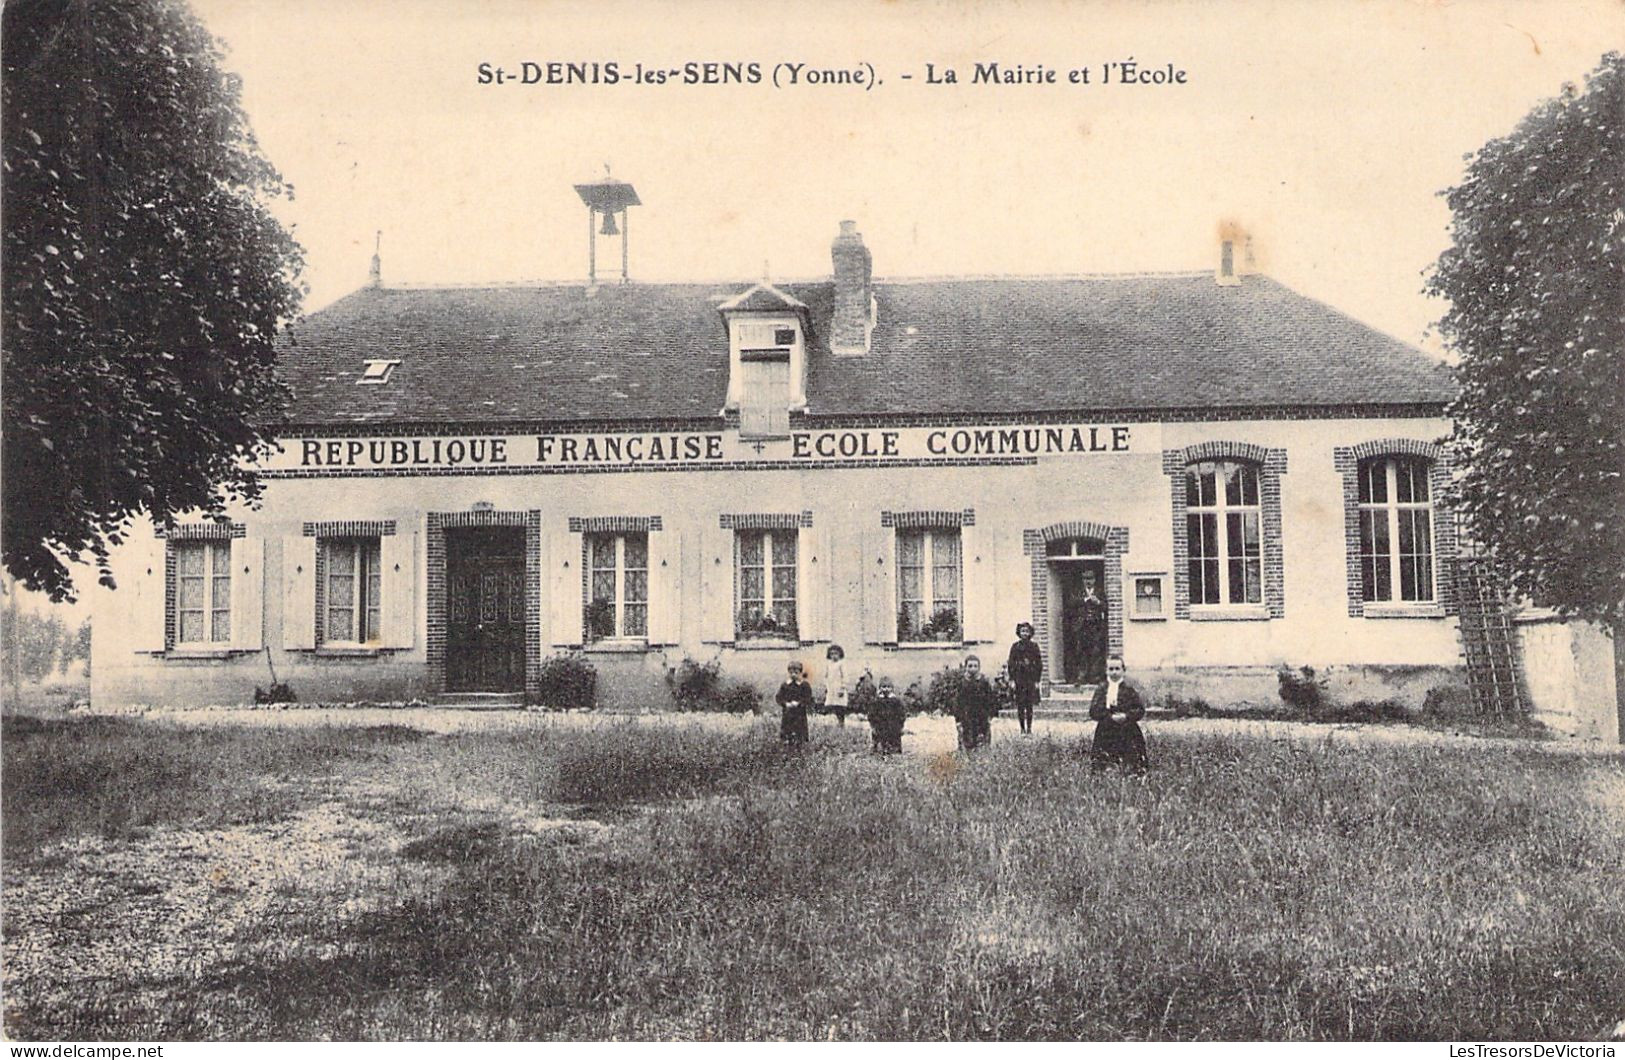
(1006, 622, 1043, 735)
(1088, 654, 1149, 772)
(776, 661, 812, 745)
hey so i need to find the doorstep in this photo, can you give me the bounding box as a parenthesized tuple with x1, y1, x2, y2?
(430, 692, 527, 709)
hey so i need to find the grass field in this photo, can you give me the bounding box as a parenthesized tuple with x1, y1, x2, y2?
(3, 712, 1622, 1041)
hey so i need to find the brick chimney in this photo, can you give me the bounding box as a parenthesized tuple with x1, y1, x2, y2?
(831, 220, 875, 354)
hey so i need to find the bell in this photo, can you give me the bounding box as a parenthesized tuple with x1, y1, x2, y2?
(598, 209, 619, 236)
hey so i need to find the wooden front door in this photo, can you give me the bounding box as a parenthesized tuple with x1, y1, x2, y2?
(446, 528, 526, 692)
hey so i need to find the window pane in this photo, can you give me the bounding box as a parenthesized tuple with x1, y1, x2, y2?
(738, 531, 764, 567)
(1362, 461, 1388, 504)
(591, 570, 616, 604)
(1199, 559, 1221, 605)
(740, 567, 764, 603)
(364, 606, 381, 642)
(931, 531, 961, 604)
(177, 544, 204, 575)
(179, 576, 205, 611)
(590, 536, 616, 569)
(329, 574, 354, 607)
(329, 544, 355, 575)
(210, 608, 230, 643)
(212, 572, 232, 611)
(1396, 460, 1429, 504)
(179, 611, 203, 643)
(771, 530, 797, 566)
(623, 534, 647, 570)
(1185, 469, 1202, 508)
(771, 566, 796, 603)
(1224, 463, 1255, 507)
(1226, 512, 1262, 604)
(1371, 555, 1392, 601)
(897, 531, 922, 566)
(328, 608, 353, 642)
(899, 601, 923, 640)
(622, 604, 647, 637)
(624, 569, 647, 604)
(897, 565, 922, 604)
(770, 600, 797, 630)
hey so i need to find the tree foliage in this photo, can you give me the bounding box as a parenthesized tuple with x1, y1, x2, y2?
(2, 0, 304, 601)
(1426, 52, 1625, 630)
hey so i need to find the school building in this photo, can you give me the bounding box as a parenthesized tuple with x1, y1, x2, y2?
(92, 184, 1485, 713)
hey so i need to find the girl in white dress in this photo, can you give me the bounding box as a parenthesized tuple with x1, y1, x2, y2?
(824, 643, 850, 726)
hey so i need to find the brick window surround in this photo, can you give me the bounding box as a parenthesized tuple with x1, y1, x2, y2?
(159, 522, 245, 652)
(1023, 520, 1130, 687)
(305, 521, 397, 646)
(881, 508, 976, 529)
(1334, 439, 1459, 617)
(1163, 442, 1288, 619)
(426, 510, 542, 694)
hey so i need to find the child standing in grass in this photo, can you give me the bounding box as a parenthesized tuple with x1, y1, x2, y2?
(777, 661, 812, 745)
(823, 644, 850, 726)
(868, 676, 906, 754)
(1006, 622, 1044, 735)
(954, 655, 998, 752)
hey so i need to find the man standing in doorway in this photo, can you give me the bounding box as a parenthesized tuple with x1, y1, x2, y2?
(1079, 571, 1109, 685)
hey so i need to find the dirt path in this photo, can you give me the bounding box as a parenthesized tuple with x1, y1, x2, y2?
(121, 705, 1622, 757)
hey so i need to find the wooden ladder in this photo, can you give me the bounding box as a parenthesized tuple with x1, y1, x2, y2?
(1452, 558, 1528, 720)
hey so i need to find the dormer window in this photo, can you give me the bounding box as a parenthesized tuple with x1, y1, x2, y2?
(358, 359, 401, 384)
(718, 283, 811, 438)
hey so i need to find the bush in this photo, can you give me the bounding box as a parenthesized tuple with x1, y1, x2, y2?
(531, 653, 597, 711)
(667, 657, 758, 713)
(850, 673, 879, 715)
(1161, 694, 1218, 718)
(926, 666, 965, 715)
(1277, 665, 1327, 713)
(720, 682, 761, 715)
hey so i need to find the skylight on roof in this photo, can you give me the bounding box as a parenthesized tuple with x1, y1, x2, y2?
(358, 359, 401, 384)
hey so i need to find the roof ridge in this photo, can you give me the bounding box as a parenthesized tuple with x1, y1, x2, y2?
(354, 269, 1218, 294)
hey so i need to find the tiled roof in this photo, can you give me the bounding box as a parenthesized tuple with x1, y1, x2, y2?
(276, 274, 1455, 427)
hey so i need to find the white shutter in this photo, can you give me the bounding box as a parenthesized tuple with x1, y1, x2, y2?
(961, 523, 998, 644)
(230, 538, 265, 651)
(861, 526, 897, 644)
(798, 523, 830, 642)
(379, 532, 417, 649)
(646, 530, 682, 645)
(699, 525, 734, 643)
(282, 536, 317, 650)
(548, 525, 583, 648)
(127, 535, 167, 653)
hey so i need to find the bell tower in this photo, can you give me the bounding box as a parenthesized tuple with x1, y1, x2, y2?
(573, 167, 641, 285)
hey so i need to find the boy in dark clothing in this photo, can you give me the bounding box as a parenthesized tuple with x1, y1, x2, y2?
(776, 661, 812, 745)
(868, 676, 906, 755)
(954, 655, 999, 752)
(1006, 622, 1043, 735)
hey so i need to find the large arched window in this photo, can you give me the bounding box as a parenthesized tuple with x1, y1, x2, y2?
(1185, 460, 1263, 606)
(1357, 456, 1435, 603)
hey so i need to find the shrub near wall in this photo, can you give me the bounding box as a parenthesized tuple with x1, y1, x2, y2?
(530, 653, 598, 711)
(667, 657, 761, 713)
